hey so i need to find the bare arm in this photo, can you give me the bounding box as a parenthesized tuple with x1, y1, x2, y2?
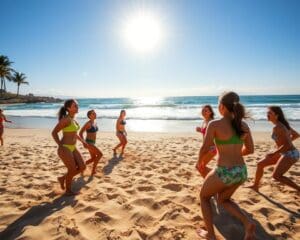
(198, 121, 215, 161)
(2, 114, 12, 123)
(51, 118, 69, 146)
(290, 127, 300, 141)
(79, 121, 90, 139)
(271, 127, 291, 155)
(241, 123, 254, 156)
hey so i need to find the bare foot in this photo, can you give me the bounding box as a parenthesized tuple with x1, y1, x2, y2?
(196, 228, 216, 240)
(246, 184, 259, 192)
(244, 222, 256, 240)
(57, 176, 65, 190)
(64, 190, 80, 196)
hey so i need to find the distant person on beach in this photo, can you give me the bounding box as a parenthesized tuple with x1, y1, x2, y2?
(79, 110, 103, 176)
(196, 105, 217, 177)
(0, 109, 12, 146)
(113, 109, 127, 155)
(249, 106, 300, 192)
(197, 92, 255, 240)
(52, 99, 87, 195)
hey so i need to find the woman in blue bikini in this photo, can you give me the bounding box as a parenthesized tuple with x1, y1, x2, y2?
(52, 99, 87, 195)
(80, 110, 103, 175)
(197, 92, 255, 240)
(249, 106, 299, 191)
(113, 109, 127, 155)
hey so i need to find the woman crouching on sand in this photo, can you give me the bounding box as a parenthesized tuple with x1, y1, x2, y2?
(196, 105, 217, 177)
(249, 106, 300, 192)
(79, 110, 103, 175)
(197, 92, 255, 240)
(0, 109, 12, 146)
(52, 99, 87, 195)
(113, 109, 127, 155)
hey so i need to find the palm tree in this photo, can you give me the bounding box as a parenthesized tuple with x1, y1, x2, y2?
(11, 72, 29, 96)
(0, 55, 13, 96)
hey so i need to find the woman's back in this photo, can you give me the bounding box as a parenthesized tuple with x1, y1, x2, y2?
(207, 118, 249, 167)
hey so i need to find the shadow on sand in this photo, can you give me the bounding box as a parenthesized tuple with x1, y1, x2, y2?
(0, 176, 91, 240)
(209, 199, 277, 240)
(102, 153, 124, 175)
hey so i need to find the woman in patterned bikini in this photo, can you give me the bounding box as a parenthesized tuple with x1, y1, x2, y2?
(197, 92, 255, 240)
(249, 106, 299, 192)
(113, 109, 127, 155)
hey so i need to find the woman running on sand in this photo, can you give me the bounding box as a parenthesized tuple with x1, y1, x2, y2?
(0, 109, 12, 146)
(113, 109, 127, 155)
(196, 105, 217, 177)
(249, 106, 299, 192)
(52, 99, 87, 195)
(197, 92, 255, 240)
(79, 110, 103, 176)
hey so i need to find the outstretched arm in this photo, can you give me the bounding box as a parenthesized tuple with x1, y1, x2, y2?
(241, 123, 254, 156)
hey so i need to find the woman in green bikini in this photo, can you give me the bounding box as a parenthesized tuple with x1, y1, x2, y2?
(197, 92, 255, 240)
(52, 99, 87, 195)
(79, 110, 103, 175)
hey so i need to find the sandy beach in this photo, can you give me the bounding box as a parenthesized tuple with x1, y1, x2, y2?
(0, 128, 299, 240)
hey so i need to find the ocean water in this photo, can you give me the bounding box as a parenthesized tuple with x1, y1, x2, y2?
(2, 95, 300, 132)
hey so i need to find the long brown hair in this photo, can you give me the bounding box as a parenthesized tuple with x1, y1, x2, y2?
(219, 91, 247, 137)
(269, 106, 291, 130)
(58, 99, 76, 120)
(203, 105, 215, 119)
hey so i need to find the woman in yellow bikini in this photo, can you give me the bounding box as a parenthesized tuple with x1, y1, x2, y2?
(52, 99, 87, 195)
(0, 108, 12, 146)
(79, 110, 103, 176)
(113, 109, 127, 155)
(197, 92, 255, 240)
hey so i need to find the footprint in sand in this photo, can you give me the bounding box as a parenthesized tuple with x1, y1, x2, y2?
(162, 183, 182, 192)
(137, 186, 156, 192)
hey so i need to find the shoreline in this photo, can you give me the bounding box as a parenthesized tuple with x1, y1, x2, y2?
(4, 116, 300, 133)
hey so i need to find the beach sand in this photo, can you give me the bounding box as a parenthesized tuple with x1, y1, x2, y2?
(0, 129, 299, 240)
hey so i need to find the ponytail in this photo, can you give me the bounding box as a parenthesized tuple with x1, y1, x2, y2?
(58, 99, 75, 120)
(232, 102, 246, 137)
(58, 106, 67, 120)
(220, 91, 248, 137)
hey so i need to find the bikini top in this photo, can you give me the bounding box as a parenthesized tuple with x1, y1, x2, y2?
(271, 132, 278, 141)
(200, 127, 207, 135)
(86, 122, 98, 133)
(214, 134, 243, 145)
(62, 118, 80, 133)
(120, 120, 126, 125)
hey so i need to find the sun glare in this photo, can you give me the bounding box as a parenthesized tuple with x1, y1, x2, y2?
(123, 11, 163, 54)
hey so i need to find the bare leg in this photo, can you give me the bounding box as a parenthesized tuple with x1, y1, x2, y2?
(196, 150, 216, 178)
(249, 153, 280, 191)
(85, 145, 103, 175)
(113, 133, 124, 152)
(199, 171, 228, 239)
(58, 146, 81, 194)
(217, 186, 255, 240)
(121, 136, 127, 155)
(273, 156, 300, 191)
(0, 128, 4, 146)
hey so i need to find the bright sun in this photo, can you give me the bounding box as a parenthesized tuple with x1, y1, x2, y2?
(123, 11, 163, 54)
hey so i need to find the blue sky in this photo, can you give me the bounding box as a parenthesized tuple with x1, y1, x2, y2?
(1, 0, 299, 97)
